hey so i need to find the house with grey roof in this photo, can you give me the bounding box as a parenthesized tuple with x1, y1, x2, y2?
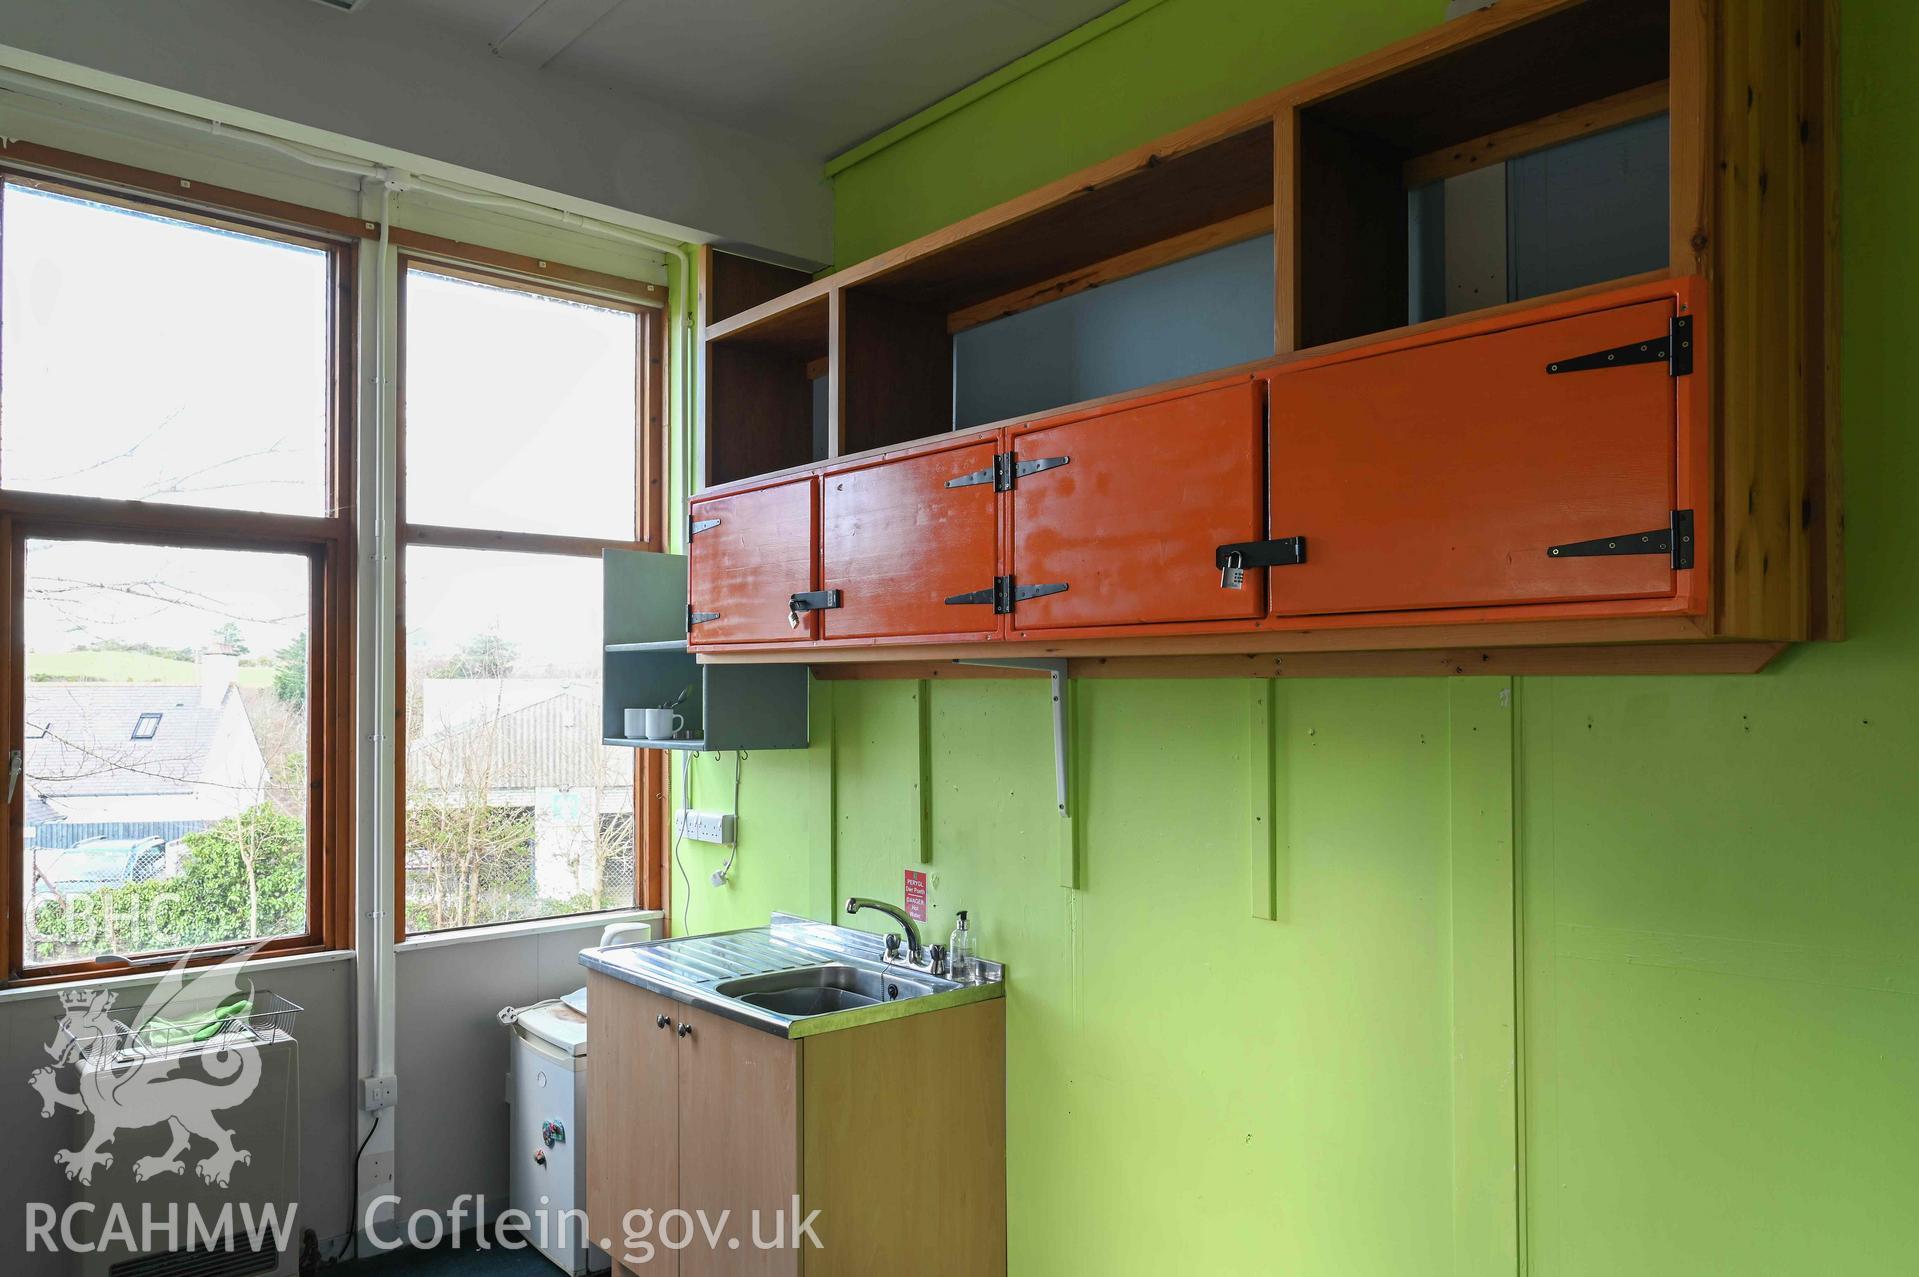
(22, 650, 267, 856)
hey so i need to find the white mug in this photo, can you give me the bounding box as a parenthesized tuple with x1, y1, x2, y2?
(642, 707, 684, 740)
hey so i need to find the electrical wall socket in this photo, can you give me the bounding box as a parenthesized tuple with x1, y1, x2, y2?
(364, 1150, 394, 1189)
(361, 1074, 398, 1112)
(675, 810, 736, 845)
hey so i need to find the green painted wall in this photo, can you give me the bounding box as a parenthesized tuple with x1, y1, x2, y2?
(673, 2, 1919, 1271)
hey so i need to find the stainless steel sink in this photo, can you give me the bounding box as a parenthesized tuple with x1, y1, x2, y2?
(715, 964, 934, 1018)
(580, 915, 1006, 1039)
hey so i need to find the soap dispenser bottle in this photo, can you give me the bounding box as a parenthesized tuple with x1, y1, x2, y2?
(947, 911, 977, 984)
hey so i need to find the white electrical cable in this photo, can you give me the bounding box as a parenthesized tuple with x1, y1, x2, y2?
(710, 751, 745, 886)
(496, 998, 564, 1026)
(672, 749, 693, 933)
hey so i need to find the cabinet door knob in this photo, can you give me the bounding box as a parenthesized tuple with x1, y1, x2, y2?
(676, 1022, 694, 1038)
(655, 1014, 671, 1029)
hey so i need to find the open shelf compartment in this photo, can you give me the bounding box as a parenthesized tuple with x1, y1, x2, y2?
(1289, 0, 1672, 349)
(702, 120, 1277, 473)
(703, 268, 830, 488)
(602, 548, 808, 751)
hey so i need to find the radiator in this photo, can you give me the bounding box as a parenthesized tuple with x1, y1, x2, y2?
(66, 1030, 301, 1277)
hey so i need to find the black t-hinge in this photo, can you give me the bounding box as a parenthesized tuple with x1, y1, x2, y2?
(1547, 509, 1694, 569)
(1546, 314, 1693, 377)
(945, 452, 1070, 492)
(687, 606, 719, 628)
(945, 576, 1069, 614)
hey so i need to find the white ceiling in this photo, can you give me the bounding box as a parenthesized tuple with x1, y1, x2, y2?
(390, 0, 1124, 161)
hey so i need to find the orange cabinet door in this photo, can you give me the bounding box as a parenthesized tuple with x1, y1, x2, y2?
(1007, 382, 1266, 630)
(1266, 298, 1685, 617)
(687, 478, 818, 643)
(821, 439, 1001, 640)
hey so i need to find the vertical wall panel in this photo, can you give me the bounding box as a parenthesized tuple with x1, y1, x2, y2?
(1449, 678, 1520, 1277)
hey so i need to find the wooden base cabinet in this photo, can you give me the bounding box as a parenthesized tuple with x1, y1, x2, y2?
(587, 979, 683, 1273)
(586, 973, 1007, 1276)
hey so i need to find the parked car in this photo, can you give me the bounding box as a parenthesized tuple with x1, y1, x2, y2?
(32, 837, 168, 900)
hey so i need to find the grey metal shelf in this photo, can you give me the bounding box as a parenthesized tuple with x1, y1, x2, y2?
(602, 736, 709, 751)
(602, 549, 808, 753)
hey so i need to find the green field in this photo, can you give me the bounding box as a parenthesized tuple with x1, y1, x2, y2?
(27, 650, 275, 688)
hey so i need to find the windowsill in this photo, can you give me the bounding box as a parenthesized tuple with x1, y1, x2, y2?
(396, 909, 662, 953)
(0, 947, 353, 1006)
(0, 912, 665, 1003)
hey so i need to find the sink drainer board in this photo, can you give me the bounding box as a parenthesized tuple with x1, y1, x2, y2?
(617, 929, 854, 986)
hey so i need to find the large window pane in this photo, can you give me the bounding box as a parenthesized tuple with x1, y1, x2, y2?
(0, 182, 330, 514)
(21, 539, 312, 965)
(403, 269, 639, 539)
(403, 547, 634, 933)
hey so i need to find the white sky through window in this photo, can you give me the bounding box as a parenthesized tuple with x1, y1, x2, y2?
(403, 268, 638, 541)
(0, 183, 329, 514)
(1, 189, 627, 674)
(22, 539, 309, 669)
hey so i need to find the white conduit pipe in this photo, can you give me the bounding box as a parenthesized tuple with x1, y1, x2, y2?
(0, 66, 700, 510)
(368, 169, 395, 1079)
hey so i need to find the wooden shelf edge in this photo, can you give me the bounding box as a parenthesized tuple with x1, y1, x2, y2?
(1402, 80, 1670, 188)
(806, 642, 1789, 681)
(699, 616, 1715, 664)
(704, 282, 835, 346)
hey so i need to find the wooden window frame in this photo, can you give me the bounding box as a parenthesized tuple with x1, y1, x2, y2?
(394, 253, 669, 943)
(0, 166, 359, 987)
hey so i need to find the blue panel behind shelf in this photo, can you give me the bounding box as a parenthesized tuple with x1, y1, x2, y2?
(952, 234, 1276, 429)
(1507, 113, 1669, 301)
(812, 372, 830, 461)
(1407, 114, 1669, 325)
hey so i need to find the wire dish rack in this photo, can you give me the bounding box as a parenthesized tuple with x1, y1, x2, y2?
(57, 991, 302, 1062)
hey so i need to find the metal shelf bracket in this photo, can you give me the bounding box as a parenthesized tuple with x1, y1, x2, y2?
(952, 657, 1071, 820)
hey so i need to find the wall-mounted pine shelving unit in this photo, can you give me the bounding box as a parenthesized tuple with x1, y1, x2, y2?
(692, 0, 1838, 679)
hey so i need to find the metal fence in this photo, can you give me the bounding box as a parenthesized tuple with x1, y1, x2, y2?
(26, 819, 211, 850)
